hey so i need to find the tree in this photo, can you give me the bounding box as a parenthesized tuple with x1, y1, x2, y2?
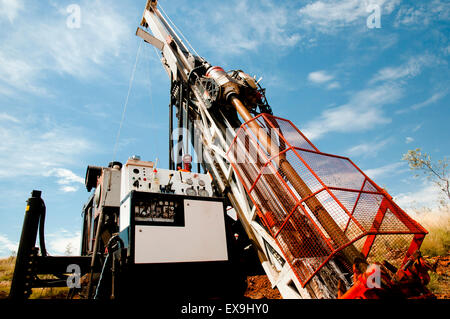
(65, 243, 73, 256)
(402, 148, 449, 205)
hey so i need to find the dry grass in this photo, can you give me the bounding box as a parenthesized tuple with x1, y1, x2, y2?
(403, 206, 449, 298)
(0, 257, 69, 299)
(410, 206, 450, 257)
(0, 257, 15, 298)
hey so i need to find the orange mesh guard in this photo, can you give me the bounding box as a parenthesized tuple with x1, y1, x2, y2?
(226, 114, 427, 287)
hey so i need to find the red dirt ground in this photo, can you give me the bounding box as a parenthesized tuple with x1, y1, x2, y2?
(244, 255, 450, 299)
(244, 275, 282, 299)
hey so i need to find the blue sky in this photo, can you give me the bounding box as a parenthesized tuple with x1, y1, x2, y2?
(0, 0, 448, 257)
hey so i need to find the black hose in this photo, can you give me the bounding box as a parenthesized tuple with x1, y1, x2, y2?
(38, 198, 47, 257)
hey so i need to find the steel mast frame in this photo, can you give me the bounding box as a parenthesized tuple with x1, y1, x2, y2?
(136, 0, 348, 299)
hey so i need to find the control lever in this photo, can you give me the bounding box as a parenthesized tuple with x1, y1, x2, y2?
(160, 174, 175, 194)
(167, 176, 174, 193)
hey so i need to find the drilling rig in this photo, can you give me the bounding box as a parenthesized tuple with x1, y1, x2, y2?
(9, 0, 435, 300)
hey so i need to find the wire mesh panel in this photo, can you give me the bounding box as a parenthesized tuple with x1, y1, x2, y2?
(227, 114, 428, 287)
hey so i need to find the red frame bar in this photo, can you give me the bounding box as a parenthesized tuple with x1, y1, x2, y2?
(360, 197, 389, 257)
(225, 113, 428, 288)
(402, 234, 426, 264)
(343, 178, 367, 234)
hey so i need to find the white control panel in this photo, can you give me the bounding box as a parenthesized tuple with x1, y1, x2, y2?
(120, 158, 214, 201)
(134, 199, 228, 264)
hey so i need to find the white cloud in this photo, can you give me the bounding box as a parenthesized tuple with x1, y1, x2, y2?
(0, 1, 131, 96)
(307, 70, 340, 90)
(0, 51, 48, 96)
(0, 113, 93, 182)
(396, 90, 448, 114)
(405, 137, 414, 144)
(327, 81, 341, 90)
(370, 55, 438, 84)
(346, 138, 392, 157)
(364, 162, 404, 180)
(183, 0, 300, 56)
(46, 168, 84, 185)
(412, 123, 422, 132)
(60, 186, 78, 193)
(411, 91, 448, 110)
(444, 45, 450, 56)
(45, 168, 85, 193)
(302, 84, 400, 140)
(395, 7, 427, 26)
(46, 230, 81, 256)
(298, 0, 400, 32)
(0, 112, 19, 123)
(42, 1, 130, 77)
(302, 52, 443, 140)
(308, 70, 334, 84)
(0, 0, 23, 22)
(394, 181, 443, 212)
(395, 0, 450, 27)
(0, 234, 18, 257)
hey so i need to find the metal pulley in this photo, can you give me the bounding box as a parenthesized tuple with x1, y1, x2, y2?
(205, 66, 241, 101)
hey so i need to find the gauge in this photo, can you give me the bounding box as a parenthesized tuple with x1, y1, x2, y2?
(198, 179, 205, 187)
(186, 178, 193, 185)
(199, 189, 209, 197)
(133, 168, 140, 174)
(185, 187, 197, 196)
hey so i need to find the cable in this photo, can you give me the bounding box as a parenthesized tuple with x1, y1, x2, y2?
(112, 39, 143, 163)
(159, 3, 203, 61)
(94, 235, 123, 300)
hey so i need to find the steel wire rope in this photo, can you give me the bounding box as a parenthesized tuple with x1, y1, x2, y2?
(158, 2, 204, 61)
(87, 40, 143, 299)
(112, 39, 143, 164)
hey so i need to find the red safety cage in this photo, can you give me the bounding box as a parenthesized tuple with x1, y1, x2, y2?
(227, 114, 427, 287)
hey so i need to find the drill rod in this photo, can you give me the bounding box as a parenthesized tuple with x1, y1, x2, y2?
(230, 95, 363, 266)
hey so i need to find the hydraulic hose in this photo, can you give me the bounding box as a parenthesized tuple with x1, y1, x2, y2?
(38, 198, 47, 257)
